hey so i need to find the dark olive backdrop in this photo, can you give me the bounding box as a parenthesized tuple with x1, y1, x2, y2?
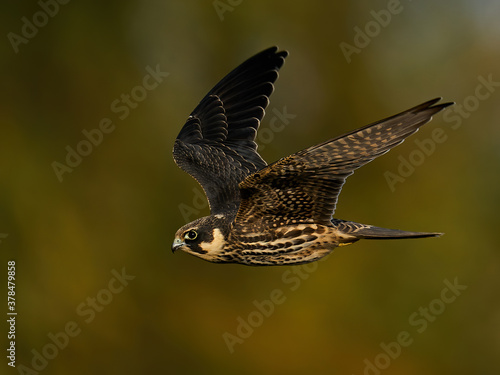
(1, 1, 499, 374)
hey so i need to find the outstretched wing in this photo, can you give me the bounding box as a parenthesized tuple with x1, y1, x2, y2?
(173, 47, 288, 214)
(235, 98, 453, 229)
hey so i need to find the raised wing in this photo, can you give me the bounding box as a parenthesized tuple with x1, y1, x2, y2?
(173, 47, 288, 214)
(235, 98, 453, 228)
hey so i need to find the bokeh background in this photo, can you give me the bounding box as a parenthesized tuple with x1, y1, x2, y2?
(1, 1, 499, 374)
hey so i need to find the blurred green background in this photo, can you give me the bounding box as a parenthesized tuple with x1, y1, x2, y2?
(1, 1, 499, 374)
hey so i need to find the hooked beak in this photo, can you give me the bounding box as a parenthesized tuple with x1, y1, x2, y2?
(171, 238, 185, 253)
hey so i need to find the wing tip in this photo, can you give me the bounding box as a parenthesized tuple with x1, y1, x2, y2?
(415, 97, 455, 114)
(266, 45, 289, 55)
(259, 46, 289, 66)
(335, 220, 445, 240)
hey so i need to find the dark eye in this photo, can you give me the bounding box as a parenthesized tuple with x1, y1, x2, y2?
(184, 230, 198, 241)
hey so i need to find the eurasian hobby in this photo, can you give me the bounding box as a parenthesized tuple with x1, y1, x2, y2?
(171, 46, 452, 266)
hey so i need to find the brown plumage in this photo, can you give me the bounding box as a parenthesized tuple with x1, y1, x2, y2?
(171, 46, 453, 266)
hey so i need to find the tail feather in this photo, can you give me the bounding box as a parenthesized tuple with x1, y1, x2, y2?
(333, 219, 442, 240)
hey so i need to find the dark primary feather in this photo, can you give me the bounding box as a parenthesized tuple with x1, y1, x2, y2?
(235, 98, 453, 228)
(173, 47, 288, 214)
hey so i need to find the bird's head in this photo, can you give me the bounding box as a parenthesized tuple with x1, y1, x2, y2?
(171, 215, 230, 262)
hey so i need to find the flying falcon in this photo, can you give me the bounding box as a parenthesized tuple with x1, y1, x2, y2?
(171, 46, 452, 266)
